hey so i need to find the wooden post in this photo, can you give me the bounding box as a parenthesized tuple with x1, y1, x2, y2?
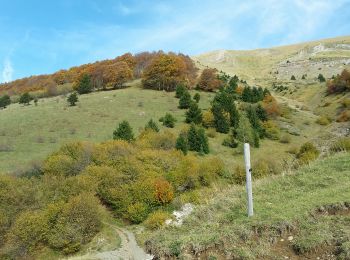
(244, 143, 254, 217)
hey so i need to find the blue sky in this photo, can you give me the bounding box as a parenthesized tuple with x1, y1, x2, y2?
(0, 0, 349, 82)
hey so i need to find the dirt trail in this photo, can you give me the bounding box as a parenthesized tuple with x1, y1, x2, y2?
(65, 224, 153, 260)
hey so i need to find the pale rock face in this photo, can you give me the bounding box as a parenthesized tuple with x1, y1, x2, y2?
(166, 203, 194, 226)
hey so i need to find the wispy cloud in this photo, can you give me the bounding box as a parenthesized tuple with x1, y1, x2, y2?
(1, 58, 14, 83)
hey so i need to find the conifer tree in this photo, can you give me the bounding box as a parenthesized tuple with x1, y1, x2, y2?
(67, 92, 78, 106)
(242, 87, 253, 102)
(211, 104, 229, 133)
(178, 91, 192, 109)
(263, 88, 271, 97)
(74, 74, 93, 94)
(246, 105, 264, 137)
(318, 73, 326, 82)
(236, 114, 256, 146)
(291, 75, 296, 80)
(193, 93, 200, 103)
(145, 119, 159, 132)
(113, 120, 134, 142)
(256, 104, 268, 121)
(228, 102, 240, 128)
(198, 127, 209, 154)
(175, 133, 188, 155)
(159, 113, 176, 128)
(187, 124, 201, 151)
(185, 102, 202, 124)
(175, 84, 187, 98)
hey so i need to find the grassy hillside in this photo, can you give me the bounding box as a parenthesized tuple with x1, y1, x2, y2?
(194, 36, 350, 85)
(141, 152, 350, 259)
(1, 79, 340, 174)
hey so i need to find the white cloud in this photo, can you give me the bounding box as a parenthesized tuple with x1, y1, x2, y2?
(2, 58, 13, 83)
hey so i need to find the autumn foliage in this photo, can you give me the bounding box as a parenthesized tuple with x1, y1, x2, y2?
(197, 68, 222, 91)
(327, 69, 350, 94)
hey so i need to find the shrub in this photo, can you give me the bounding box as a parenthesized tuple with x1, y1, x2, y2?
(138, 130, 175, 150)
(336, 110, 350, 122)
(316, 116, 331, 125)
(193, 93, 200, 103)
(341, 98, 350, 109)
(126, 202, 149, 223)
(67, 92, 78, 106)
(206, 128, 217, 138)
(202, 110, 215, 128)
(297, 142, 320, 164)
(113, 120, 135, 142)
(318, 73, 326, 82)
(19, 92, 33, 105)
(159, 113, 176, 128)
(0, 95, 11, 109)
(153, 178, 174, 205)
(330, 137, 350, 152)
(279, 134, 291, 144)
(262, 120, 280, 140)
(232, 165, 246, 184)
(144, 211, 170, 230)
(145, 119, 160, 132)
(291, 75, 296, 80)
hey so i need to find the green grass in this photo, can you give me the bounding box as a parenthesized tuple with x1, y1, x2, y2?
(140, 152, 350, 258)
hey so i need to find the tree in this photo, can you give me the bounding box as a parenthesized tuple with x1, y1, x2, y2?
(175, 133, 188, 155)
(159, 113, 176, 128)
(318, 73, 326, 82)
(211, 104, 229, 133)
(187, 124, 201, 152)
(185, 102, 202, 124)
(101, 61, 133, 89)
(0, 95, 11, 109)
(178, 91, 192, 109)
(145, 119, 159, 132)
(246, 105, 264, 137)
(291, 75, 296, 80)
(142, 54, 192, 91)
(74, 74, 93, 94)
(235, 114, 256, 147)
(242, 87, 253, 102)
(67, 92, 78, 106)
(175, 84, 187, 98)
(198, 128, 209, 154)
(193, 93, 200, 103)
(19, 92, 32, 105)
(113, 120, 134, 142)
(197, 68, 222, 91)
(256, 104, 268, 121)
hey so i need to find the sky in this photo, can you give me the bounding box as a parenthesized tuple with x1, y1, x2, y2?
(0, 0, 349, 83)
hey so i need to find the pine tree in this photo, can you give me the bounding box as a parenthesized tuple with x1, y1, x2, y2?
(185, 102, 202, 124)
(67, 92, 78, 106)
(228, 102, 240, 128)
(263, 88, 270, 97)
(318, 73, 326, 82)
(178, 91, 192, 109)
(187, 124, 201, 151)
(159, 113, 176, 128)
(198, 127, 209, 154)
(113, 120, 134, 142)
(236, 114, 256, 146)
(74, 74, 93, 94)
(145, 119, 159, 132)
(242, 87, 253, 102)
(256, 104, 268, 121)
(193, 93, 200, 103)
(291, 75, 296, 80)
(246, 105, 264, 137)
(175, 84, 187, 98)
(252, 87, 260, 103)
(211, 104, 229, 133)
(257, 87, 264, 101)
(175, 133, 188, 155)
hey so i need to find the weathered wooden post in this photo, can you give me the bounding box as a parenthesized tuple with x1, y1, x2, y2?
(244, 143, 253, 217)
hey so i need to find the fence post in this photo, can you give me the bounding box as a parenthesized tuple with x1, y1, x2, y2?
(244, 143, 254, 217)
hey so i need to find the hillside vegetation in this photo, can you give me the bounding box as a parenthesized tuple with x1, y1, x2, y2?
(141, 152, 350, 259)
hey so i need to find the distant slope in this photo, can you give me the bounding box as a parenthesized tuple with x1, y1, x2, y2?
(193, 36, 350, 85)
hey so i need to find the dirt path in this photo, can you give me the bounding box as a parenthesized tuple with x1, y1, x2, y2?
(65, 224, 153, 260)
